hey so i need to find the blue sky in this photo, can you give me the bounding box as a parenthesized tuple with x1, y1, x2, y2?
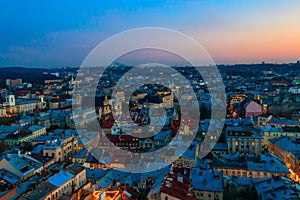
(1, 0, 300, 67)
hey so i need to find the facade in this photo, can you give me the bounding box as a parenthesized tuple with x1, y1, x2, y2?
(43, 134, 78, 162)
(226, 126, 264, 154)
(213, 153, 290, 179)
(3, 96, 43, 115)
(0, 125, 46, 147)
(6, 105, 18, 114)
(17, 99, 43, 114)
(37, 112, 52, 128)
(0, 105, 6, 117)
(269, 137, 300, 182)
(6, 94, 15, 107)
(262, 126, 300, 146)
(22, 163, 86, 200)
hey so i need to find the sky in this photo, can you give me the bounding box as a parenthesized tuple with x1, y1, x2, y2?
(0, 0, 300, 67)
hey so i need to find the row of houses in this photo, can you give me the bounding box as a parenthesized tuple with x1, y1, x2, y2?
(0, 125, 46, 147)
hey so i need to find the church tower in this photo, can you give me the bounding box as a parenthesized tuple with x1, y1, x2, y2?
(6, 86, 15, 106)
(6, 94, 15, 106)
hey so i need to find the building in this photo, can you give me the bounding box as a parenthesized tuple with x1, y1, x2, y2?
(17, 99, 43, 114)
(223, 176, 260, 199)
(213, 152, 290, 179)
(190, 168, 223, 200)
(11, 116, 36, 126)
(71, 148, 88, 164)
(5, 93, 18, 114)
(6, 78, 22, 86)
(245, 101, 262, 118)
(173, 141, 198, 168)
(43, 134, 78, 162)
(0, 169, 19, 200)
(254, 176, 300, 200)
(0, 153, 43, 180)
(160, 167, 196, 200)
(22, 163, 86, 200)
(0, 125, 46, 147)
(37, 112, 52, 128)
(262, 116, 300, 128)
(261, 126, 300, 146)
(269, 136, 300, 182)
(226, 126, 264, 154)
(257, 115, 273, 126)
(229, 94, 247, 117)
(211, 143, 228, 154)
(223, 175, 300, 200)
(0, 105, 6, 117)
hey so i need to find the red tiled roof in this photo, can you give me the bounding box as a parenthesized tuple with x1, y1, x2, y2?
(160, 167, 192, 200)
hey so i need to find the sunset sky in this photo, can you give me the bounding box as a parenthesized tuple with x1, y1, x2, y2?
(1, 0, 300, 67)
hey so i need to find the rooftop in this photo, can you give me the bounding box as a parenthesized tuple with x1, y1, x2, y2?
(65, 163, 85, 175)
(22, 181, 57, 200)
(48, 170, 74, 187)
(191, 168, 223, 192)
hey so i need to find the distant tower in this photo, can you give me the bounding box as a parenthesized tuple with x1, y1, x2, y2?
(103, 96, 111, 115)
(112, 99, 122, 116)
(6, 86, 15, 106)
(6, 94, 15, 106)
(70, 76, 75, 85)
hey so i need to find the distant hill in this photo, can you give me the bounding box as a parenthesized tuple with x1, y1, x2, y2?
(0, 67, 77, 88)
